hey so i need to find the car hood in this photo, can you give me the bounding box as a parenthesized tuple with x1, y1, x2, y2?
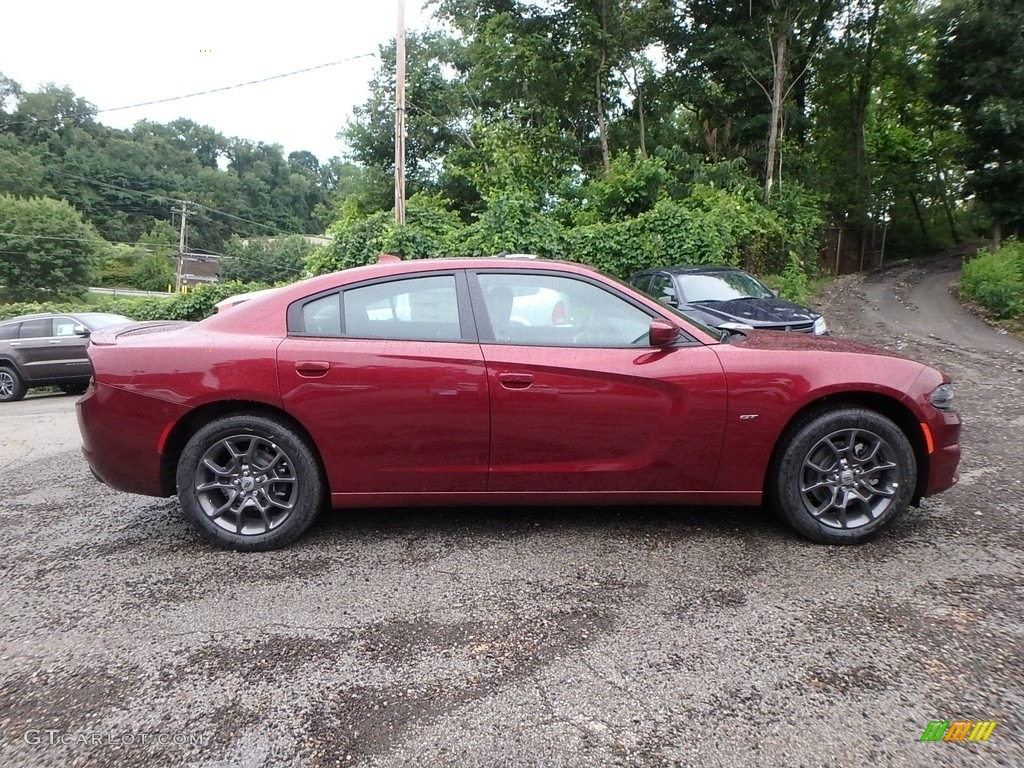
(727, 329, 914, 361)
(687, 297, 819, 326)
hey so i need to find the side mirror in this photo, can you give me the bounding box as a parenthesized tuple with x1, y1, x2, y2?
(657, 296, 679, 308)
(648, 320, 678, 347)
(73, 324, 91, 337)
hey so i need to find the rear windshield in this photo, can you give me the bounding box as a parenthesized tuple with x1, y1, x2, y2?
(82, 313, 133, 329)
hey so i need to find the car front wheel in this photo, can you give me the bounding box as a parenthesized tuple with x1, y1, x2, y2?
(176, 414, 325, 551)
(770, 408, 917, 544)
(0, 366, 26, 402)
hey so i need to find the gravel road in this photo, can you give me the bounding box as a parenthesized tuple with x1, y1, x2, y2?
(1, 259, 1021, 767)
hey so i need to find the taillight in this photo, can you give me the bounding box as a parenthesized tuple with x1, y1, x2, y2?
(551, 300, 566, 325)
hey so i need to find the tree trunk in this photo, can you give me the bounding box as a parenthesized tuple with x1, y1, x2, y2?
(790, 1, 838, 148)
(596, 65, 610, 173)
(909, 192, 931, 249)
(596, 1, 611, 173)
(851, 0, 881, 227)
(935, 167, 961, 244)
(634, 66, 647, 157)
(764, 29, 789, 203)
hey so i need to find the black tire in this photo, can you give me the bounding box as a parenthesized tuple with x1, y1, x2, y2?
(176, 414, 325, 551)
(0, 366, 26, 402)
(59, 382, 89, 396)
(769, 407, 916, 544)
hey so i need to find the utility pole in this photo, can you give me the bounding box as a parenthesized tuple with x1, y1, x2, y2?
(174, 200, 190, 292)
(394, 0, 407, 225)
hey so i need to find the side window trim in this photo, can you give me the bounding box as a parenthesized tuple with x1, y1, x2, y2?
(286, 270, 478, 343)
(468, 269, 699, 348)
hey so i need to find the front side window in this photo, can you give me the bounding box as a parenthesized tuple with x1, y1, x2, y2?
(477, 273, 654, 347)
(647, 274, 679, 306)
(53, 317, 78, 337)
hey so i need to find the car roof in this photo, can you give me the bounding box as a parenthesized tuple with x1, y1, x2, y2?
(641, 265, 747, 275)
(0, 311, 129, 325)
(0, 312, 65, 322)
(272, 256, 608, 296)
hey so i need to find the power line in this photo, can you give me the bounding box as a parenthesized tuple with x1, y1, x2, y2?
(0, 54, 378, 130)
(45, 167, 297, 237)
(0, 231, 168, 250)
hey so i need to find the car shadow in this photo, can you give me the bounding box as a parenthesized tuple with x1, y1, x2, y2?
(306, 503, 793, 546)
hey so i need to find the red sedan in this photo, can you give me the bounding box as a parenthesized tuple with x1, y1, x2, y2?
(77, 257, 961, 550)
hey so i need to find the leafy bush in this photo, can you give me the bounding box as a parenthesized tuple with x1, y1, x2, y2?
(759, 253, 812, 304)
(960, 241, 1024, 319)
(451, 192, 569, 258)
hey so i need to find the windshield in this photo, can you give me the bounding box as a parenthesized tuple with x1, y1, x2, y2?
(677, 272, 774, 303)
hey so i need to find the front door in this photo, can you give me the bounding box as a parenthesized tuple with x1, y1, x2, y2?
(472, 271, 728, 492)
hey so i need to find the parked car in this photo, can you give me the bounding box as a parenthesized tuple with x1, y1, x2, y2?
(0, 312, 132, 402)
(629, 266, 828, 335)
(77, 257, 960, 551)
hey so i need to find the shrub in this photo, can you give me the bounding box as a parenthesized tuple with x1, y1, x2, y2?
(759, 253, 812, 304)
(960, 241, 1024, 319)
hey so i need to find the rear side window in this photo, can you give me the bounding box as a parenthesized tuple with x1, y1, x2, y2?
(342, 275, 462, 341)
(19, 318, 51, 338)
(0, 323, 19, 340)
(302, 294, 341, 336)
(293, 275, 463, 342)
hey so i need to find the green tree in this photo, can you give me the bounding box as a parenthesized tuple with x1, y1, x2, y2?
(0, 195, 103, 299)
(934, 0, 1024, 243)
(131, 253, 175, 292)
(218, 235, 313, 284)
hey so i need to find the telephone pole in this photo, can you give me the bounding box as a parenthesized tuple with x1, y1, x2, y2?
(174, 200, 190, 291)
(395, 0, 407, 225)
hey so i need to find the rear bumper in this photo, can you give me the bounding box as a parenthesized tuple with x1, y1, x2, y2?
(77, 383, 185, 497)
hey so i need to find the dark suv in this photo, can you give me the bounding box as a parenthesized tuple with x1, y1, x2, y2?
(0, 312, 131, 402)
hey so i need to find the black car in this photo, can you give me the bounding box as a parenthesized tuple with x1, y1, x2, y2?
(0, 312, 132, 402)
(628, 266, 827, 335)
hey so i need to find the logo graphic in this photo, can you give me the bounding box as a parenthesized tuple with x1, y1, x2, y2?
(920, 720, 997, 742)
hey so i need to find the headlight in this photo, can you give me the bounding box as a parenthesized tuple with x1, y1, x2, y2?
(929, 383, 956, 412)
(813, 317, 828, 335)
(719, 322, 754, 331)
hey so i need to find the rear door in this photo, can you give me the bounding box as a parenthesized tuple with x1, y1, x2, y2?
(278, 271, 491, 496)
(471, 271, 728, 493)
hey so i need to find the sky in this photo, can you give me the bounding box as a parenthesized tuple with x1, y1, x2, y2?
(2, 0, 432, 163)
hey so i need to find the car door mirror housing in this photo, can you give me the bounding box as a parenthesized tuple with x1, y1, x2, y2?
(648, 320, 678, 347)
(73, 325, 90, 337)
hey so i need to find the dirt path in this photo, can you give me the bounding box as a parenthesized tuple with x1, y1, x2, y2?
(856, 254, 1024, 353)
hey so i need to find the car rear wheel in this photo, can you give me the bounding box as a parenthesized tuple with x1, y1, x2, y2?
(176, 414, 325, 551)
(0, 366, 26, 402)
(770, 408, 916, 544)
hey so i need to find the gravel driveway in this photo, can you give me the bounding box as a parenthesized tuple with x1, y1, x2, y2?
(1, 259, 1021, 767)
